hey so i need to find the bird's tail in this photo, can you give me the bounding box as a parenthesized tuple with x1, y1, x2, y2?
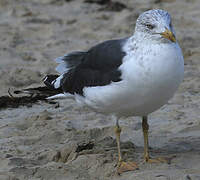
(43, 74, 60, 90)
(14, 51, 87, 99)
(14, 75, 63, 98)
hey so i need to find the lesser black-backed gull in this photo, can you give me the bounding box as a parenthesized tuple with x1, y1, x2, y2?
(43, 9, 184, 174)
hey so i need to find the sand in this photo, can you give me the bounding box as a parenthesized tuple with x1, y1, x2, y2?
(0, 0, 200, 179)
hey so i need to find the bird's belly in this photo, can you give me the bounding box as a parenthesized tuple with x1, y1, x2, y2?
(80, 44, 184, 117)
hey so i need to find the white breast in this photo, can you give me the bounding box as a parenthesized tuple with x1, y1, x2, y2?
(76, 42, 184, 117)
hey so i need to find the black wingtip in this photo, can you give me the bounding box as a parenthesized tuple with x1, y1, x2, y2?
(43, 74, 59, 90)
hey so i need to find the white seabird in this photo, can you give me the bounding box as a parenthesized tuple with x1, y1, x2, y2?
(43, 9, 184, 174)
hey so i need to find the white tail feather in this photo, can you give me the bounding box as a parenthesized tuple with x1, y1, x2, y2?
(46, 93, 66, 99)
(47, 93, 74, 99)
(52, 74, 64, 89)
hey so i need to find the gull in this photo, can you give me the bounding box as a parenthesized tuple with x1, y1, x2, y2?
(42, 9, 184, 174)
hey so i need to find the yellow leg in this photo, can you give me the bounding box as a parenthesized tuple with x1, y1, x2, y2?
(142, 116, 172, 164)
(114, 125, 122, 163)
(142, 116, 150, 162)
(114, 120, 138, 175)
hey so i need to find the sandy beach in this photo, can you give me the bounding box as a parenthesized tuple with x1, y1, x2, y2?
(0, 0, 200, 179)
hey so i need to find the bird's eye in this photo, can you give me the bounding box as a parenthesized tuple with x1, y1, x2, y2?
(146, 24, 155, 29)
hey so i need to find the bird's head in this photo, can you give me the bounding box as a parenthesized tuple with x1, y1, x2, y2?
(135, 9, 176, 43)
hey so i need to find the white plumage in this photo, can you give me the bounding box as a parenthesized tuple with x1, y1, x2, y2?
(80, 41, 183, 117)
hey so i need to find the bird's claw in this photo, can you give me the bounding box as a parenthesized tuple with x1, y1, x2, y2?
(116, 161, 139, 175)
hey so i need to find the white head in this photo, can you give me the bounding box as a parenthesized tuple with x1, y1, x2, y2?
(134, 9, 176, 43)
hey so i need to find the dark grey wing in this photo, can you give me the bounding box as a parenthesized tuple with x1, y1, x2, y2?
(55, 51, 87, 74)
(81, 38, 128, 71)
(61, 38, 128, 95)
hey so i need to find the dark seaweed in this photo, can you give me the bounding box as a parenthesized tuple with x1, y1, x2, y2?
(0, 87, 58, 110)
(84, 0, 127, 12)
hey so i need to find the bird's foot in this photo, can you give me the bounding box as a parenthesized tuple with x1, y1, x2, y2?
(144, 155, 175, 164)
(116, 160, 139, 175)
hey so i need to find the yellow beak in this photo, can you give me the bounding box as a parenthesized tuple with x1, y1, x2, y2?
(160, 29, 176, 43)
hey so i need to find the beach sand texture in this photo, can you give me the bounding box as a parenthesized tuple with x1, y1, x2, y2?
(0, 0, 200, 179)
